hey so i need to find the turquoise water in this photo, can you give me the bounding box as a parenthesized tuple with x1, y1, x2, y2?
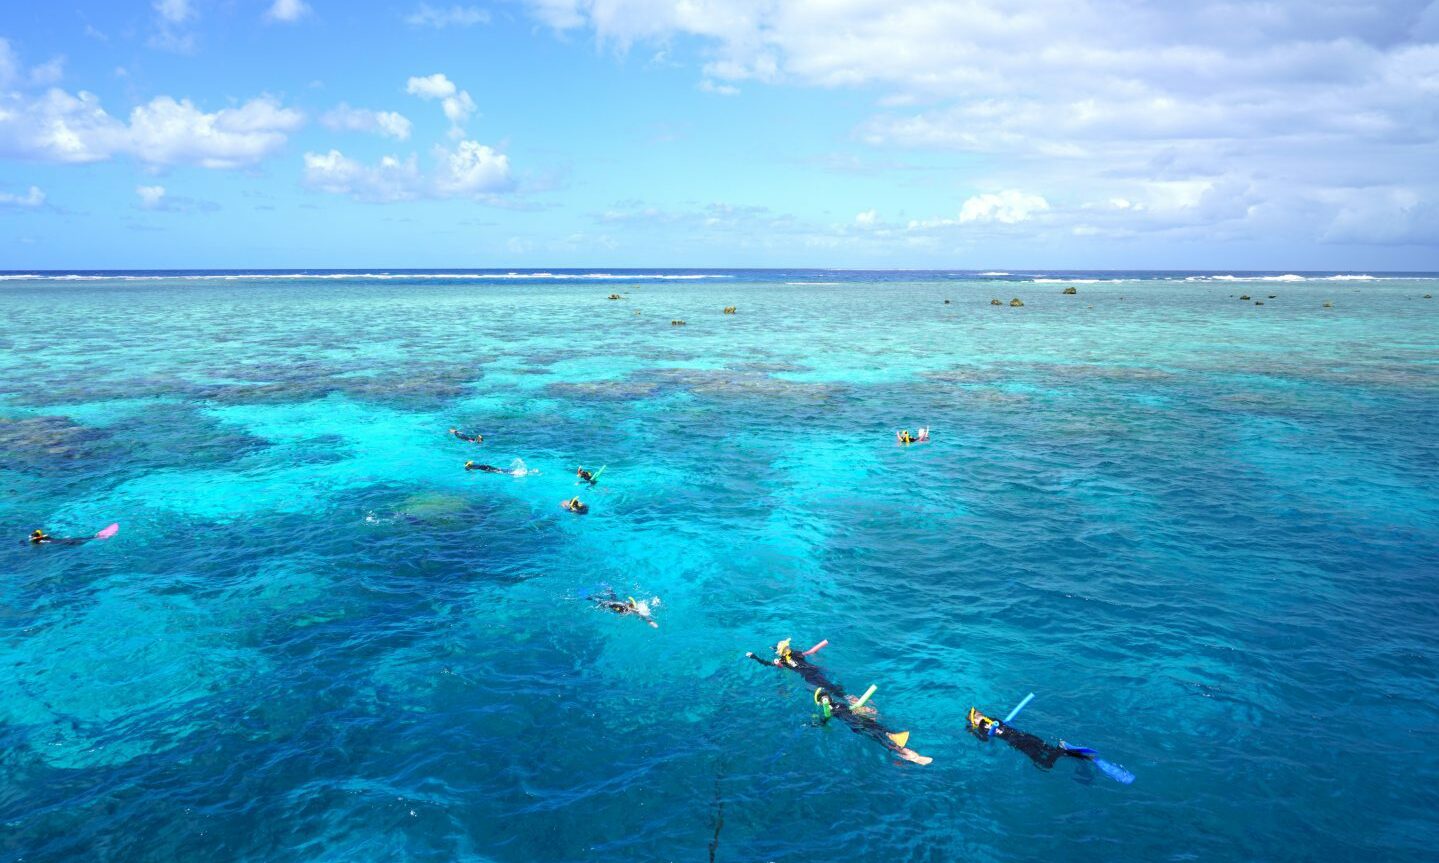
(2, 270, 1437, 862)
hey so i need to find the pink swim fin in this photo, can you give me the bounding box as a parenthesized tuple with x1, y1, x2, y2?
(94, 523, 119, 540)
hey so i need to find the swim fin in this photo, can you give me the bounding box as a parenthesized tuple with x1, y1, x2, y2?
(1093, 758, 1135, 785)
(887, 731, 910, 748)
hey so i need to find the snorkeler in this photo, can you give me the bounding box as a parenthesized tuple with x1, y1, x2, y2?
(576, 467, 596, 485)
(450, 428, 484, 443)
(464, 461, 509, 474)
(967, 706, 1119, 772)
(587, 588, 659, 628)
(896, 427, 930, 444)
(28, 529, 90, 546)
(966, 706, 1086, 769)
(746, 639, 932, 765)
(561, 497, 589, 514)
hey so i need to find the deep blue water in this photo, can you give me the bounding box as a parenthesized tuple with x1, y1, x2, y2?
(2, 269, 1437, 862)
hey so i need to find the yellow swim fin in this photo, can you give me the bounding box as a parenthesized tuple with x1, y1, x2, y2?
(887, 731, 911, 748)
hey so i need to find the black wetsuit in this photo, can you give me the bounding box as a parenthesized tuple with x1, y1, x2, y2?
(588, 591, 652, 624)
(970, 719, 1090, 769)
(452, 431, 482, 443)
(577, 471, 596, 485)
(29, 535, 89, 546)
(746, 651, 906, 754)
(466, 464, 507, 473)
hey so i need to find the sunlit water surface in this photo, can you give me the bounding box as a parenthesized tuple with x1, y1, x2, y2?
(2, 270, 1437, 862)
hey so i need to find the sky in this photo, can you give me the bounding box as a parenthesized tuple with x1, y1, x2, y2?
(1, 0, 1437, 269)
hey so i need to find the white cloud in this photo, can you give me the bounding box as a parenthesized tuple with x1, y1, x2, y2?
(304, 149, 424, 202)
(128, 96, 304, 168)
(406, 73, 476, 133)
(153, 0, 194, 25)
(520, 0, 1439, 248)
(0, 185, 45, 208)
(133, 183, 220, 213)
(436, 140, 510, 195)
(959, 190, 1050, 224)
(136, 185, 166, 208)
(0, 90, 304, 168)
(321, 104, 413, 140)
(266, 0, 312, 23)
(303, 140, 511, 202)
(854, 209, 877, 226)
(405, 4, 490, 28)
(406, 73, 457, 100)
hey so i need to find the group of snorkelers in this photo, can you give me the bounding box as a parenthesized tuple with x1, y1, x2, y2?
(742, 637, 1132, 780)
(28, 421, 1132, 780)
(449, 426, 599, 515)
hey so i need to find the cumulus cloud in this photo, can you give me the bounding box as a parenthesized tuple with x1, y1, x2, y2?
(521, 0, 1439, 247)
(303, 140, 512, 202)
(0, 89, 303, 168)
(321, 103, 413, 140)
(854, 209, 877, 226)
(266, 0, 312, 23)
(435, 140, 510, 194)
(406, 73, 457, 100)
(405, 4, 490, 28)
(959, 191, 1049, 224)
(0, 185, 45, 208)
(406, 73, 476, 134)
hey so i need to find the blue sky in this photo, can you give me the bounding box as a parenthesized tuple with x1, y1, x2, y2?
(2, 1, 1437, 269)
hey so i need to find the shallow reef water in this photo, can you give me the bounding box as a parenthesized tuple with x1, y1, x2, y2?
(2, 269, 1437, 862)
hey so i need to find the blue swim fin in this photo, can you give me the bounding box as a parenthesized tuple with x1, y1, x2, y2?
(1093, 758, 1135, 785)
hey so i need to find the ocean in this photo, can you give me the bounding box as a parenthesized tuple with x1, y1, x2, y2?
(2, 269, 1436, 862)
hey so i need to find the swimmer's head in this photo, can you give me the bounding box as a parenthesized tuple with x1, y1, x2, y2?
(31, 529, 45, 539)
(775, 638, 794, 661)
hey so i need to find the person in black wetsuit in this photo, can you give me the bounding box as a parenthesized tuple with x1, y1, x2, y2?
(576, 467, 596, 485)
(28, 529, 89, 546)
(587, 589, 658, 628)
(465, 461, 508, 474)
(966, 706, 1093, 769)
(450, 429, 483, 443)
(745, 639, 932, 765)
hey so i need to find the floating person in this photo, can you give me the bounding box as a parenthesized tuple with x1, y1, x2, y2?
(966, 703, 1134, 784)
(450, 429, 484, 444)
(745, 639, 932, 765)
(575, 465, 606, 486)
(896, 427, 930, 444)
(561, 497, 589, 514)
(587, 588, 659, 628)
(467, 460, 537, 478)
(27, 523, 119, 546)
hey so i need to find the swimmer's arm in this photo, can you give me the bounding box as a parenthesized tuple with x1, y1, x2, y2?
(744, 651, 779, 668)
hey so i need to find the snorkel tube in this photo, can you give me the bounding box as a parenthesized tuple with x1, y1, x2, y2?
(993, 691, 1035, 737)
